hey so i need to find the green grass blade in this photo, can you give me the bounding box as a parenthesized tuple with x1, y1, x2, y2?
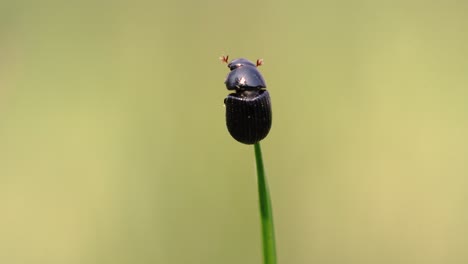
(254, 142, 277, 264)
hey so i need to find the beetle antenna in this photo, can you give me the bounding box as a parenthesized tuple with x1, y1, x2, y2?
(256, 59, 264, 67)
(220, 55, 229, 64)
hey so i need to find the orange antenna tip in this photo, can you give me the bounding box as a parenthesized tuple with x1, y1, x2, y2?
(220, 55, 229, 63)
(256, 58, 264, 67)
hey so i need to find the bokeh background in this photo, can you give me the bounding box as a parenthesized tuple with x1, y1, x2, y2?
(1, 1, 468, 263)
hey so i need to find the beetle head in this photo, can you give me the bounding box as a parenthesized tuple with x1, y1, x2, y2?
(227, 58, 256, 70)
(220, 56, 259, 70)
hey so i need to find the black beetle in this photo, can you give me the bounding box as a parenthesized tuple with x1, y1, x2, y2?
(221, 55, 272, 145)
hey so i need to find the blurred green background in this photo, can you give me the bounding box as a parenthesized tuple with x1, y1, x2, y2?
(1, 1, 468, 263)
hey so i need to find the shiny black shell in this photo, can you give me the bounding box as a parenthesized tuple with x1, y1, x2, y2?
(223, 57, 272, 145)
(224, 90, 272, 145)
(225, 65, 266, 91)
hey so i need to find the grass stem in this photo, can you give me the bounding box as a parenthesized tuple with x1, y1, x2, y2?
(254, 142, 277, 264)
